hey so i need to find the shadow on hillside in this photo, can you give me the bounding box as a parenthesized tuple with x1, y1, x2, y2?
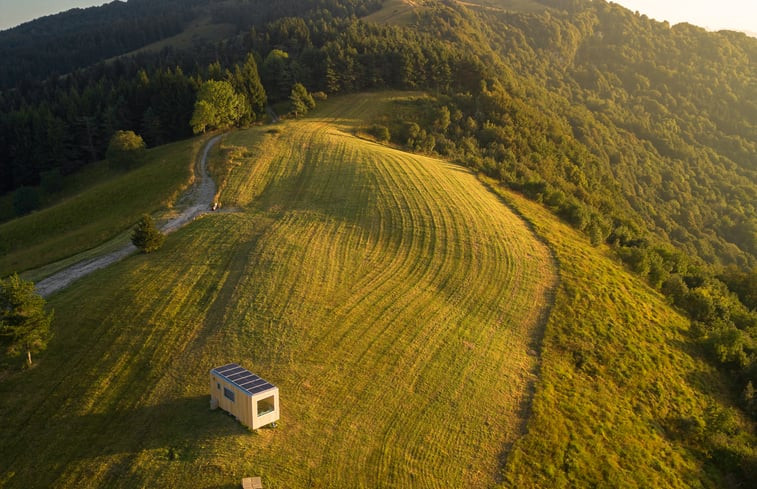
(656, 337, 757, 484)
(7, 395, 248, 486)
(65, 395, 246, 456)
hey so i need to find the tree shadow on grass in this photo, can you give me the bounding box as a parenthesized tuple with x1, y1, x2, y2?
(3, 395, 249, 487)
(657, 336, 757, 486)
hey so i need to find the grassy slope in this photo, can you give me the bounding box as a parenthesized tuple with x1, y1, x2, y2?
(0, 136, 210, 277)
(363, 0, 420, 25)
(489, 186, 754, 488)
(0, 93, 555, 488)
(108, 17, 237, 62)
(362, 0, 547, 25)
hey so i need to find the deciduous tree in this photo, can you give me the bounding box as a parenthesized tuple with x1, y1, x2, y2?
(131, 214, 165, 253)
(106, 130, 147, 170)
(190, 80, 248, 134)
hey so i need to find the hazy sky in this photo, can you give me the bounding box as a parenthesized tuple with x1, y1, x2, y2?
(1, 0, 756, 33)
(0, 1, 108, 30)
(613, 0, 757, 34)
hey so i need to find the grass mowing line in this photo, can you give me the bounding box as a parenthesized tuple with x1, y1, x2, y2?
(0, 92, 557, 488)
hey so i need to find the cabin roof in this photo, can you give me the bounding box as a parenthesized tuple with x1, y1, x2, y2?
(211, 363, 276, 396)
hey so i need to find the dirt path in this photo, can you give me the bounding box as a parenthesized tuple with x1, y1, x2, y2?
(35, 135, 222, 298)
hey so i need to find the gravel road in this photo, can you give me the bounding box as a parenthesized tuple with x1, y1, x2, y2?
(35, 135, 222, 298)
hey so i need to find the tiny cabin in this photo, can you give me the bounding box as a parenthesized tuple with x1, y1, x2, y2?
(210, 363, 279, 430)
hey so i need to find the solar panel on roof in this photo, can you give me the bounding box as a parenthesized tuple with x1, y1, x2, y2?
(250, 384, 273, 394)
(212, 363, 275, 395)
(240, 379, 267, 390)
(235, 374, 255, 384)
(215, 363, 239, 374)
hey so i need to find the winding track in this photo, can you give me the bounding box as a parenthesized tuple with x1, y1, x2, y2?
(4, 95, 558, 487)
(35, 135, 222, 298)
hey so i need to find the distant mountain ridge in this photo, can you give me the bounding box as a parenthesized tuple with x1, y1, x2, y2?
(0, 0, 209, 88)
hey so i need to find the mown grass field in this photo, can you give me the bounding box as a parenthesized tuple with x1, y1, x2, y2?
(0, 93, 556, 488)
(109, 18, 237, 61)
(0, 136, 210, 277)
(362, 0, 548, 25)
(363, 0, 420, 25)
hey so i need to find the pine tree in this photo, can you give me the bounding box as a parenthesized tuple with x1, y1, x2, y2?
(131, 214, 165, 253)
(289, 83, 315, 118)
(237, 53, 267, 118)
(0, 274, 53, 367)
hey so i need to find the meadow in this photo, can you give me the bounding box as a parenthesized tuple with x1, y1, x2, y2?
(2, 92, 749, 488)
(0, 136, 210, 278)
(0, 93, 556, 488)
(488, 186, 755, 488)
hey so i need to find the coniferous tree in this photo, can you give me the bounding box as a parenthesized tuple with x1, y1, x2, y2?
(232, 54, 267, 121)
(0, 274, 53, 367)
(289, 83, 315, 118)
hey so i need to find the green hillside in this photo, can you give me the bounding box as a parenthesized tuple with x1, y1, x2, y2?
(495, 188, 755, 487)
(0, 136, 210, 278)
(1, 93, 751, 487)
(0, 94, 556, 487)
(0, 0, 755, 485)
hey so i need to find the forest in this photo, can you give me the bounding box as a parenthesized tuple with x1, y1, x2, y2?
(0, 0, 755, 479)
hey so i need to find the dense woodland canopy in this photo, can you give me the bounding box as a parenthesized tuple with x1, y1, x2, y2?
(0, 0, 756, 479)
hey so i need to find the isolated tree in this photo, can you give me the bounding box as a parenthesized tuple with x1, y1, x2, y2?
(190, 80, 248, 134)
(0, 274, 53, 367)
(107, 130, 147, 170)
(131, 214, 165, 253)
(289, 83, 315, 118)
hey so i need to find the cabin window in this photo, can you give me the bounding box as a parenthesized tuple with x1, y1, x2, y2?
(257, 396, 275, 416)
(224, 387, 235, 402)
(217, 383, 220, 389)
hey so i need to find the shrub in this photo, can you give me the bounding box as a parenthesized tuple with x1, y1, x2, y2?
(107, 130, 147, 171)
(368, 124, 390, 142)
(131, 214, 165, 253)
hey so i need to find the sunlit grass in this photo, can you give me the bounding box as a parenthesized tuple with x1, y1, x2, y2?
(0, 93, 556, 488)
(488, 185, 754, 488)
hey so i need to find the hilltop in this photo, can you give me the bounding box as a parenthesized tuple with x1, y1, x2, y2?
(1, 92, 752, 487)
(0, 0, 755, 486)
(0, 93, 557, 487)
